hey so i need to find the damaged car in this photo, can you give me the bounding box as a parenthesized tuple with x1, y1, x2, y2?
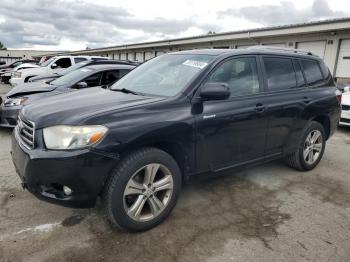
(0, 64, 134, 127)
(11, 48, 341, 232)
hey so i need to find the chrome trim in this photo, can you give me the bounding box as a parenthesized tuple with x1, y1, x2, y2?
(16, 115, 35, 149)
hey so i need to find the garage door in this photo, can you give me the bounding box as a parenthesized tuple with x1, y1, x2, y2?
(236, 45, 254, 49)
(336, 39, 350, 78)
(297, 41, 326, 58)
(120, 53, 127, 60)
(135, 52, 143, 62)
(263, 43, 286, 48)
(144, 51, 154, 61)
(127, 52, 135, 61)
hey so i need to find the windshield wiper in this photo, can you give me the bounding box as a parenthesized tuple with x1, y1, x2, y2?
(112, 88, 142, 95)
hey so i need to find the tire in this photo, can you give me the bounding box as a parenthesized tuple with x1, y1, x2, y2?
(103, 147, 182, 232)
(285, 121, 326, 171)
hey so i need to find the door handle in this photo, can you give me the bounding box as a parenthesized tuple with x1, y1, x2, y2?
(255, 103, 266, 113)
(303, 97, 312, 104)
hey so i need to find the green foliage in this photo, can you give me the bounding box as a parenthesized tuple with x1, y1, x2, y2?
(0, 41, 7, 50)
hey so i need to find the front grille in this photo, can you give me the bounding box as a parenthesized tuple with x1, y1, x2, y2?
(16, 116, 35, 149)
(342, 104, 350, 111)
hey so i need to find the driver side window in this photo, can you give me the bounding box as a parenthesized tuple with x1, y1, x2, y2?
(206, 57, 260, 97)
(84, 72, 103, 87)
(55, 58, 72, 68)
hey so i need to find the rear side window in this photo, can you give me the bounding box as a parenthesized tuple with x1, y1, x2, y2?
(263, 57, 296, 91)
(74, 57, 87, 63)
(293, 60, 306, 87)
(300, 59, 324, 85)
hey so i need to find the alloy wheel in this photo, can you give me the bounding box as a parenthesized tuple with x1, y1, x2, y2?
(303, 130, 323, 165)
(123, 163, 174, 222)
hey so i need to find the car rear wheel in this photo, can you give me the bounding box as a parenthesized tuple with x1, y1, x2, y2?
(285, 121, 326, 171)
(103, 147, 181, 232)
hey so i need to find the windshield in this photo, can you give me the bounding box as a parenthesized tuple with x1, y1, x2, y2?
(40, 57, 56, 67)
(51, 67, 94, 86)
(110, 54, 215, 96)
(11, 61, 23, 67)
(60, 61, 89, 75)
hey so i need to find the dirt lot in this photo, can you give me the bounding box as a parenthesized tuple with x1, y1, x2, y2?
(1, 83, 350, 262)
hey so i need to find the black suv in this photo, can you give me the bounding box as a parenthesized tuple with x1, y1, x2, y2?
(11, 48, 341, 232)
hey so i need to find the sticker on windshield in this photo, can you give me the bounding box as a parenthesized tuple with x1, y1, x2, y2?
(182, 60, 208, 69)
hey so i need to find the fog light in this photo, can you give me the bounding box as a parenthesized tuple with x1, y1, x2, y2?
(63, 186, 72, 196)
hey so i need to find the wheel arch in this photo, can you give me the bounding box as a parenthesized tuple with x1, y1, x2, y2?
(113, 138, 192, 185)
(24, 75, 36, 82)
(311, 114, 331, 140)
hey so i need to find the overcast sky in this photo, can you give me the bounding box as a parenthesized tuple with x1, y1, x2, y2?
(0, 0, 349, 51)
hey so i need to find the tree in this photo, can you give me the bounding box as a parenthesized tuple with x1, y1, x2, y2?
(0, 41, 7, 50)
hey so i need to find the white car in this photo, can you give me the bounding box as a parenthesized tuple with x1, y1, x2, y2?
(9, 63, 40, 86)
(340, 86, 350, 127)
(11, 55, 109, 86)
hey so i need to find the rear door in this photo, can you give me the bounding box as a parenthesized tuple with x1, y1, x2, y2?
(259, 56, 309, 156)
(195, 56, 269, 172)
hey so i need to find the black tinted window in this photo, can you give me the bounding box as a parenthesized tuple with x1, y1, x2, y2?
(74, 57, 87, 63)
(55, 58, 71, 68)
(300, 59, 324, 85)
(207, 57, 260, 97)
(293, 60, 306, 87)
(264, 57, 296, 91)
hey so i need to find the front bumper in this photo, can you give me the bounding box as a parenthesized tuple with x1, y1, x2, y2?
(11, 131, 118, 208)
(0, 105, 21, 127)
(9, 77, 23, 87)
(339, 109, 350, 126)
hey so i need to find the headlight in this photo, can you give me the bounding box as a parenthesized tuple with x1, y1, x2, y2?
(43, 125, 108, 150)
(13, 71, 21, 78)
(4, 97, 27, 107)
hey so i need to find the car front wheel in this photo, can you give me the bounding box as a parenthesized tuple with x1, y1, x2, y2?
(103, 147, 182, 232)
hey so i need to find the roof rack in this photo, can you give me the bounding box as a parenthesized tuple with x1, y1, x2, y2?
(247, 45, 315, 56)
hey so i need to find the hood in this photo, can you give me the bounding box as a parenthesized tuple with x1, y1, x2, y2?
(30, 73, 60, 82)
(21, 66, 47, 77)
(0, 64, 11, 69)
(22, 87, 166, 129)
(342, 91, 350, 106)
(6, 82, 57, 98)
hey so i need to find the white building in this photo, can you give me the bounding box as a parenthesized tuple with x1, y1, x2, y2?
(44, 18, 350, 82)
(0, 49, 58, 63)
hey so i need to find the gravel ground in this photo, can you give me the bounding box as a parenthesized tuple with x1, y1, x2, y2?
(1, 83, 350, 262)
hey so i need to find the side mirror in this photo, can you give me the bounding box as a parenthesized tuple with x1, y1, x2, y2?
(51, 63, 58, 69)
(344, 86, 350, 92)
(200, 82, 230, 100)
(75, 81, 88, 89)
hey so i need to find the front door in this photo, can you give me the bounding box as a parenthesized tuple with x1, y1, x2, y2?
(195, 56, 269, 172)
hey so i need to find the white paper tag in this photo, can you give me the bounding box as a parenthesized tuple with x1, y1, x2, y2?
(182, 60, 208, 69)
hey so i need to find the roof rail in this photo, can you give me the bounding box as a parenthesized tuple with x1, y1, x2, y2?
(247, 45, 315, 56)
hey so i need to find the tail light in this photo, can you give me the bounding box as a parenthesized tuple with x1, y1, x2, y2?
(336, 89, 342, 104)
